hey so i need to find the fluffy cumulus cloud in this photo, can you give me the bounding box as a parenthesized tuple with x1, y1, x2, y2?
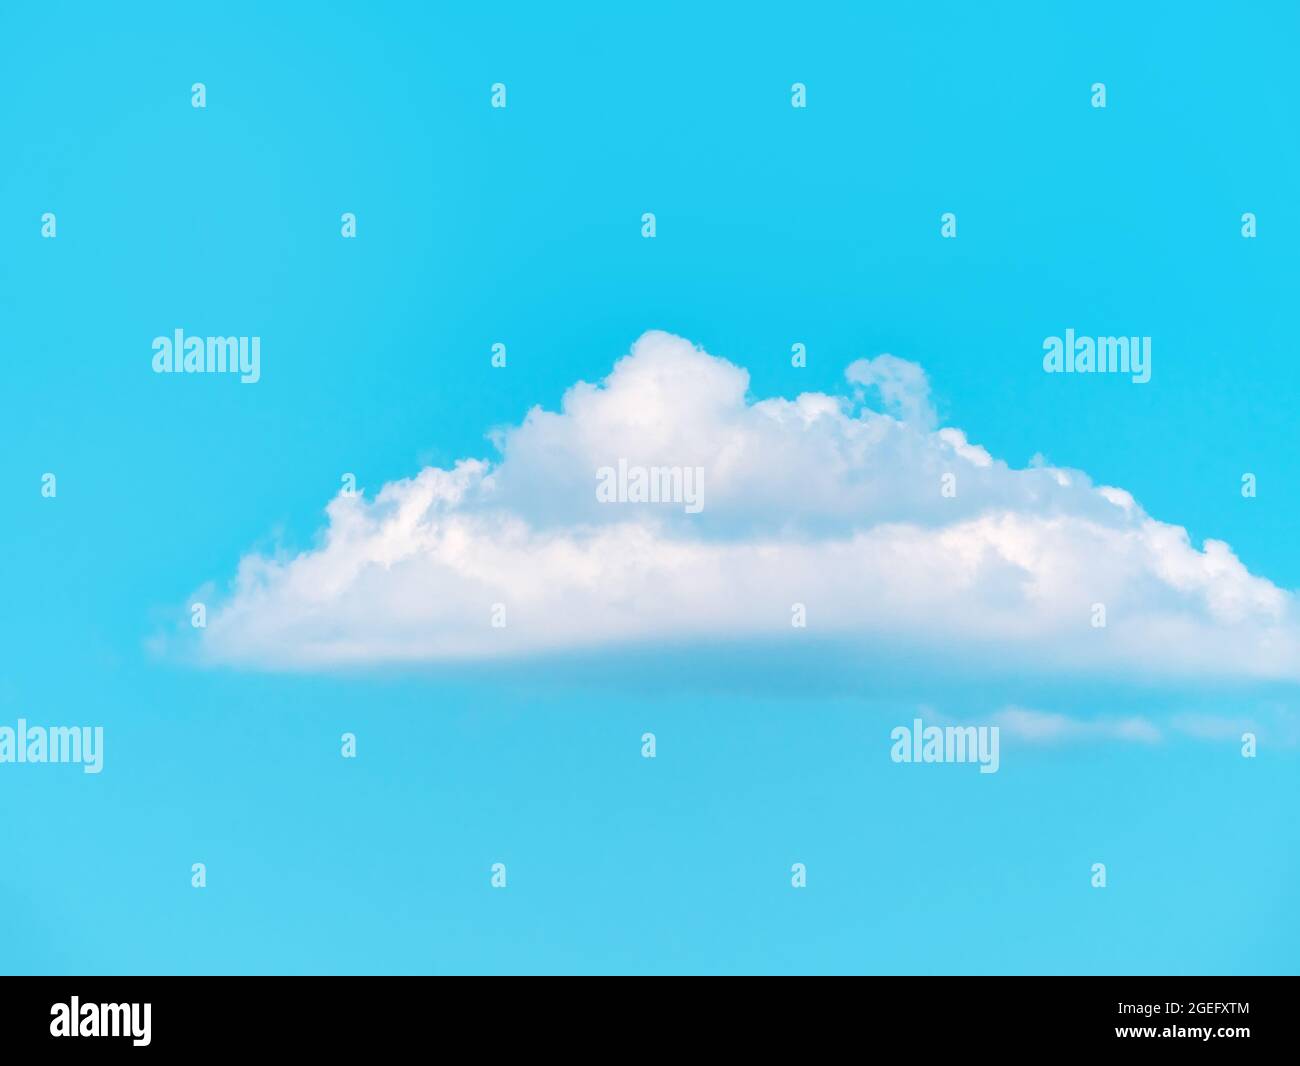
(193, 330, 1300, 678)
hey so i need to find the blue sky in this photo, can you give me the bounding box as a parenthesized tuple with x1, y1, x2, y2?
(2, 1, 1298, 974)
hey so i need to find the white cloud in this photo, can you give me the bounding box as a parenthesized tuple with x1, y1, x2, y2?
(191, 330, 1300, 677)
(993, 706, 1163, 744)
(846, 353, 937, 430)
(1169, 713, 1255, 742)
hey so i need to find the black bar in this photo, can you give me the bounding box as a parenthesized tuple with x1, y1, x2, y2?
(0, 977, 1290, 1054)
